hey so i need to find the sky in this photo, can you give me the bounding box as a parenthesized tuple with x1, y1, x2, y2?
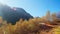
(0, 0, 60, 17)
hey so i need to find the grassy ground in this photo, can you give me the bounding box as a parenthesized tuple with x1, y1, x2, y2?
(52, 26, 60, 34)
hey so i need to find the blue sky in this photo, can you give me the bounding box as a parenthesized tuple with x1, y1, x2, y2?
(0, 0, 60, 17)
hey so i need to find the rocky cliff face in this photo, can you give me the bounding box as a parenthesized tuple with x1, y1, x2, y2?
(0, 4, 33, 24)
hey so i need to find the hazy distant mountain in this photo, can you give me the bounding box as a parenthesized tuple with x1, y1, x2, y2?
(57, 12, 60, 18)
(0, 4, 33, 25)
(56, 12, 60, 20)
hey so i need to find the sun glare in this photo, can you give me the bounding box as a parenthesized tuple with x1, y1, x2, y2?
(0, 0, 6, 4)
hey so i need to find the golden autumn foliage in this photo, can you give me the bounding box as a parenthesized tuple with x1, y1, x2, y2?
(0, 11, 60, 34)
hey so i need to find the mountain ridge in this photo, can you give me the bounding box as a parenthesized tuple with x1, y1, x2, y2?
(0, 4, 33, 25)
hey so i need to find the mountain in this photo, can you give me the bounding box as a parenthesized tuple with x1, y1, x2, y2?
(56, 12, 60, 18)
(56, 12, 60, 21)
(0, 4, 33, 25)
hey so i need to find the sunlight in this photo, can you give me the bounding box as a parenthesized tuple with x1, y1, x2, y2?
(0, 0, 6, 4)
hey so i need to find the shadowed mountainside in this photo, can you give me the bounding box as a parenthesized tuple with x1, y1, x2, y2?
(0, 4, 33, 25)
